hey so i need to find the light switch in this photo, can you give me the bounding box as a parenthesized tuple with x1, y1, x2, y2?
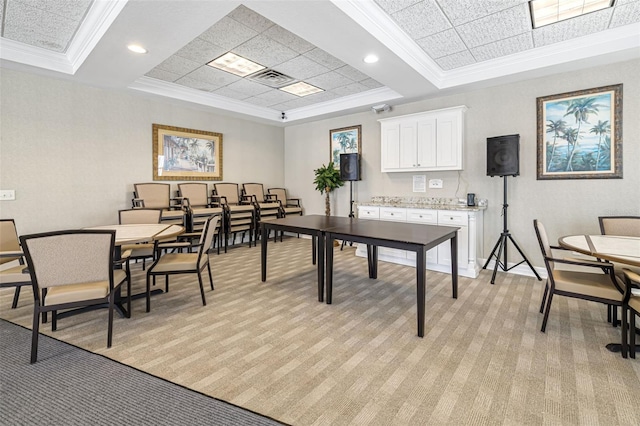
(0, 190, 16, 200)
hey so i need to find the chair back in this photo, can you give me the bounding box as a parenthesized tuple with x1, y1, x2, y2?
(599, 216, 640, 237)
(0, 219, 21, 265)
(214, 183, 241, 205)
(533, 220, 555, 272)
(134, 183, 170, 209)
(179, 183, 209, 206)
(268, 188, 287, 205)
(243, 183, 266, 203)
(119, 209, 162, 225)
(198, 215, 221, 264)
(20, 230, 115, 293)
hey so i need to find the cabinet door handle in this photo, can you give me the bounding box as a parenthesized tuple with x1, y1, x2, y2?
(417, 163, 420, 166)
(413, 164, 416, 167)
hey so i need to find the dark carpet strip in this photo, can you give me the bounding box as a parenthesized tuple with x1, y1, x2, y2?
(0, 319, 287, 426)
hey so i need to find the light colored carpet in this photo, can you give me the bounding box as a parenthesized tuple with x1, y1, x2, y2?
(2, 237, 639, 425)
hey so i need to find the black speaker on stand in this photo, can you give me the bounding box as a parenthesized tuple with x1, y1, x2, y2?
(340, 153, 360, 250)
(482, 135, 541, 284)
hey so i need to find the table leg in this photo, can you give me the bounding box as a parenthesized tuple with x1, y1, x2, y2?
(312, 235, 317, 265)
(367, 245, 378, 279)
(451, 233, 458, 299)
(261, 223, 268, 282)
(417, 247, 426, 338)
(326, 234, 334, 304)
(317, 232, 324, 302)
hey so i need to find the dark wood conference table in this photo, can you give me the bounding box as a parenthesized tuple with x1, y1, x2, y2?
(261, 215, 459, 337)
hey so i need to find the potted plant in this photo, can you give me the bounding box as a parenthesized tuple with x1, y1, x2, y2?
(313, 162, 344, 216)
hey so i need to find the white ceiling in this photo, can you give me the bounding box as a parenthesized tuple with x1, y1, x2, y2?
(1, 0, 639, 125)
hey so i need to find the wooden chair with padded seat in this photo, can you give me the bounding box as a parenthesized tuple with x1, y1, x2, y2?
(621, 268, 640, 359)
(212, 183, 254, 251)
(0, 219, 31, 309)
(242, 183, 281, 242)
(177, 183, 223, 254)
(533, 219, 625, 332)
(145, 214, 221, 312)
(20, 229, 131, 363)
(118, 208, 162, 270)
(132, 183, 186, 226)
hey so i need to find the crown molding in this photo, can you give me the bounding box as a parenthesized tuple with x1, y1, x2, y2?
(67, 0, 129, 73)
(0, 39, 73, 74)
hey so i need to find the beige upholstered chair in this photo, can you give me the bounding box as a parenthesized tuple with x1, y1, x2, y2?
(621, 268, 640, 359)
(242, 183, 280, 241)
(118, 209, 162, 270)
(599, 216, 640, 237)
(268, 188, 303, 217)
(133, 183, 185, 226)
(20, 230, 130, 364)
(212, 183, 254, 251)
(0, 219, 31, 309)
(178, 183, 223, 253)
(145, 214, 220, 312)
(533, 220, 624, 332)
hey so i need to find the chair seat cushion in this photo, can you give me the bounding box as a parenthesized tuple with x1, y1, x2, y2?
(45, 270, 126, 305)
(150, 253, 207, 273)
(629, 294, 640, 312)
(0, 264, 31, 285)
(228, 205, 254, 213)
(257, 203, 279, 210)
(283, 207, 302, 215)
(553, 270, 623, 301)
(192, 207, 222, 216)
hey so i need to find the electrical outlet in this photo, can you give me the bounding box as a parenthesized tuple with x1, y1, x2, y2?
(0, 190, 15, 200)
(428, 179, 443, 189)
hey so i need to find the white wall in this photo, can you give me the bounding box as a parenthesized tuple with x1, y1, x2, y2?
(0, 69, 285, 234)
(284, 59, 640, 268)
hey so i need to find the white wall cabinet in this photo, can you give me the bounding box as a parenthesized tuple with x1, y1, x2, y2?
(380, 106, 466, 172)
(356, 205, 483, 278)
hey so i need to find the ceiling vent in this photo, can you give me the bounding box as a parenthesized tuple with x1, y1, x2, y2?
(247, 69, 296, 88)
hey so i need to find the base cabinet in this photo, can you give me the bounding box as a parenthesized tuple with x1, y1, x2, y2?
(356, 205, 483, 278)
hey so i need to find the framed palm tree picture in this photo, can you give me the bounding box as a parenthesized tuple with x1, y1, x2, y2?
(536, 84, 622, 180)
(330, 125, 361, 170)
(152, 124, 223, 181)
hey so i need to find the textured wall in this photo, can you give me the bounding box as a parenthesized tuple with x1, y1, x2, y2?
(0, 69, 285, 234)
(284, 58, 640, 270)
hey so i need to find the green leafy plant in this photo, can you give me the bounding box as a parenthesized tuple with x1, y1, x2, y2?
(313, 162, 344, 216)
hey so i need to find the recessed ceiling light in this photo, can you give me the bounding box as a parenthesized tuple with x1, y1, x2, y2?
(279, 81, 324, 97)
(364, 54, 379, 64)
(529, 0, 614, 28)
(127, 44, 147, 54)
(207, 52, 265, 77)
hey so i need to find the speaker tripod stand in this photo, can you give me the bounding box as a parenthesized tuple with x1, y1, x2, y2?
(482, 176, 541, 284)
(340, 181, 355, 250)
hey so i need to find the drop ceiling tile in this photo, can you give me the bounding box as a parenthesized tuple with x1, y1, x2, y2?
(263, 25, 315, 54)
(0, 1, 4, 32)
(305, 71, 354, 91)
(437, 0, 526, 25)
(242, 96, 279, 108)
(273, 97, 313, 110)
(610, 2, 640, 28)
(197, 16, 258, 51)
(416, 28, 467, 59)
(391, 0, 451, 39)
(273, 56, 330, 80)
(456, 3, 531, 49)
(211, 86, 251, 100)
(303, 48, 345, 70)
(303, 90, 341, 103)
(155, 55, 202, 76)
(435, 50, 476, 70)
(331, 82, 370, 96)
(373, 0, 421, 15)
(175, 38, 226, 65)
(228, 5, 275, 33)
(145, 68, 182, 83)
(2, 27, 68, 51)
(470, 32, 533, 62)
(174, 75, 226, 92)
(335, 65, 370, 82)
(19, 0, 92, 22)
(253, 89, 298, 105)
(225, 78, 272, 97)
(360, 78, 384, 89)
(232, 35, 298, 68)
(533, 9, 613, 47)
(184, 66, 241, 87)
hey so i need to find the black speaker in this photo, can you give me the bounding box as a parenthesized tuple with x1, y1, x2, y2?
(487, 134, 520, 177)
(340, 153, 360, 181)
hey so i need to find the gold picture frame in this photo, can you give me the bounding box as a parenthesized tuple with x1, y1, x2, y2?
(152, 124, 223, 181)
(536, 84, 622, 180)
(330, 125, 361, 170)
